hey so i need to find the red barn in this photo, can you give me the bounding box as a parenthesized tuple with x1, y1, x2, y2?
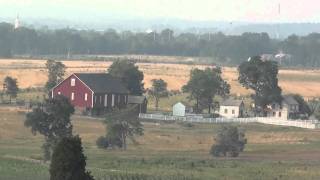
(51, 73, 129, 114)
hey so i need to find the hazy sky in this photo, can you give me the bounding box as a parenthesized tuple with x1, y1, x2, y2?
(1, 0, 320, 22)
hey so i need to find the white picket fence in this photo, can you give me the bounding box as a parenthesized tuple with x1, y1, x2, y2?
(139, 113, 320, 129)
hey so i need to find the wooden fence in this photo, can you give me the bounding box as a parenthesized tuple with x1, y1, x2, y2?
(139, 113, 320, 129)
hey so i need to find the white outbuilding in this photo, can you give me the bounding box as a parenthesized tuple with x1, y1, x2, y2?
(219, 99, 245, 118)
(173, 102, 186, 116)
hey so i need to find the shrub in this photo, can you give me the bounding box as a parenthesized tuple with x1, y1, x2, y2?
(96, 136, 109, 149)
(96, 135, 123, 149)
(210, 125, 247, 157)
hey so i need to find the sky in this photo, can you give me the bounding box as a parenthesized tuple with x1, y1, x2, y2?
(1, 0, 320, 23)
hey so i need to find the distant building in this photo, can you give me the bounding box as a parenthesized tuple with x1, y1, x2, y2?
(128, 95, 148, 114)
(266, 95, 299, 119)
(51, 73, 129, 115)
(173, 102, 186, 116)
(172, 102, 193, 117)
(219, 99, 245, 118)
(14, 15, 20, 29)
(261, 54, 275, 61)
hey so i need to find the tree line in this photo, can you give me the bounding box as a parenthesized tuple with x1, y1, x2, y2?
(1, 22, 320, 66)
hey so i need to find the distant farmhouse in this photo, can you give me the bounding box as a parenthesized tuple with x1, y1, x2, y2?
(219, 99, 245, 118)
(266, 95, 300, 119)
(51, 73, 146, 115)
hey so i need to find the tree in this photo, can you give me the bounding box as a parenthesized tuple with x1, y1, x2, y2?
(182, 67, 230, 113)
(4, 76, 19, 103)
(101, 105, 143, 150)
(45, 60, 66, 91)
(210, 125, 247, 157)
(24, 95, 74, 160)
(50, 136, 94, 180)
(238, 56, 282, 116)
(149, 79, 169, 110)
(108, 60, 144, 95)
(292, 94, 312, 117)
(308, 99, 320, 116)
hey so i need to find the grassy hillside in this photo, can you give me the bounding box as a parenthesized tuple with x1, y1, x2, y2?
(1, 108, 320, 179)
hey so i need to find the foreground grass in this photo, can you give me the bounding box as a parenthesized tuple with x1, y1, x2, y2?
(1, 109, 320, 179)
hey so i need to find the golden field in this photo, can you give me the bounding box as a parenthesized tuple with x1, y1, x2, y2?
(1, 59, 320, 98)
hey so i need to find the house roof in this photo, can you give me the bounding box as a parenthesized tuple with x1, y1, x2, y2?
(74, 73, 128, 94)
(283, 95, 299, 105)
(128, 95, 146, 104)
(220, 99, 244, 107)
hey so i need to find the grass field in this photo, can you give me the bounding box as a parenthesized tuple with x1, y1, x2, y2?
(1, 108, 320, 179)
(1, 59, 320, 98)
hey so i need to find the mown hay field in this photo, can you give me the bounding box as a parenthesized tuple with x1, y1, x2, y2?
(1, 108, 320, 179)
(1, 59, 320, 98)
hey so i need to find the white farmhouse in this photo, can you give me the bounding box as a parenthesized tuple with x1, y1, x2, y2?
(266, 95, 299, 120)
(173, 102, 186, 116)
(219, 99, 245, 118)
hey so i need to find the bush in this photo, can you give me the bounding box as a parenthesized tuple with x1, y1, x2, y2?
(96, 136, 109, 149)
(210, 125, 247, 157)
(96, 135, 123, 149)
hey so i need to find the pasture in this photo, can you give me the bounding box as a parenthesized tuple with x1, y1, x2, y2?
(1, 59, 320, 98)
(1, 108, 320, 179)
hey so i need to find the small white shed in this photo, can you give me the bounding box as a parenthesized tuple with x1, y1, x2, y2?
(173, 102, 186, 116)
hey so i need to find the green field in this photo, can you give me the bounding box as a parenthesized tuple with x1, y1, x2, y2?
(1, 108, 320, 180)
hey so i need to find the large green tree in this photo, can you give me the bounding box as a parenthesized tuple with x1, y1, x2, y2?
(149, 79, 169, 110)
(50, 136, 94, 180)
(183, 67, 230, 113)
(238, 56, 282, 116)
(45, 60, 66, 91)
(4, 76, 19, 103)
(24, 95, 75, 160)
(108, 60, 144, 95)
(101, 105, 144, 150)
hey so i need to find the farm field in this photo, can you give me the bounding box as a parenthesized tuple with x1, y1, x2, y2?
(1, 59, 320, 98)
(1, 107, 320, 179)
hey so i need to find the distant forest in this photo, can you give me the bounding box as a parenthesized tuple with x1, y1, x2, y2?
(1, 22, 320, 67)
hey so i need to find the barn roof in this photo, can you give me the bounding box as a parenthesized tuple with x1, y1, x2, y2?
(283, 95, 299, 105)
(220, 99, 244, 107)
(74, 73, 128, 94)
(128, 95, 147, 104)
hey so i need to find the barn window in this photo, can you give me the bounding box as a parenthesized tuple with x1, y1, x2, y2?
(112, 94, 115, 107)
(71, 92, 74, 100)
(104, 94, 108, 107)
(224, 109, 228, 114)
(84, 93, 88, 101)
(71, 78, 75, 86)
(58, 91, 61, 95)
(232, 109, 235, 114)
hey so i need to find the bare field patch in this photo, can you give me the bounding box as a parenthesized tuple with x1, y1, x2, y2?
(0, 59, 320, 97)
